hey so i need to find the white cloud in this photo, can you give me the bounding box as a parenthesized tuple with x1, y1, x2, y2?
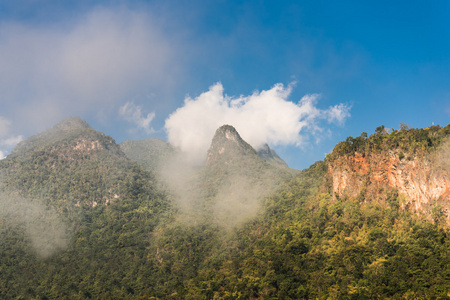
(119, 102, 155, 134)
(0, 116, 23, 158)
(0, 135, 24, 159)
(0, 6, 177, 132)
(0, 116, 11, 137)
(327, 103, 352, 125)
(165, 82, 351, 165)
(0, 135, 24, 147)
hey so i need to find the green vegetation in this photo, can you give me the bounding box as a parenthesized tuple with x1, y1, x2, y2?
(328, 124, 450, 160)
(181, 163, 450, 299)
(0, 118, 172, 299)
(1, 119, 450, 299)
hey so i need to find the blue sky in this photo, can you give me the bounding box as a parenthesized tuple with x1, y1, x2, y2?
(0, 0, 449, 169)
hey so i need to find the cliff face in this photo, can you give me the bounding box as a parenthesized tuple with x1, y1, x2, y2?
(328, 149, 450, 220)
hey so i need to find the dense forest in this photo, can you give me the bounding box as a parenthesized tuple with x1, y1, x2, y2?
(1, 118, 450, 299)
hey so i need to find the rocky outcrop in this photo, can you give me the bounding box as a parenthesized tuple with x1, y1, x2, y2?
(328, 150, 450, 220)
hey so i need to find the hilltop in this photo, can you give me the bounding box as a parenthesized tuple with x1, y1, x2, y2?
(0, 116, 163, 209)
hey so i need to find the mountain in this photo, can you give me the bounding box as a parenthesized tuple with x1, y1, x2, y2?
(120, 124, 289, 173)
(204, 124, 295, 185)
(8, 116, 118, 158)
(1, 116, 161, 209)
(0, 117, 171, 298)
(198, 125, 293, 226)
(118, 125, 294, 227)
(206, 125, 288, 168)
(189, 124, 450, 299)
(2, 118, 450, 299)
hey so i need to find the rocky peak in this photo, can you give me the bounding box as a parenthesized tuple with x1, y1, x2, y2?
(212, 125, 246, 145)
(206, 125, 257, 166)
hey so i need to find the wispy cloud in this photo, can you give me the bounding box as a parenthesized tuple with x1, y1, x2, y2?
(0, 192, 69, 258)
(0, 116, 24, 158)
(0, 6, 178, 133)
(327, 103, 352, 125)
(119, 102, 155, 134)
(0, 116, 11, 137)
(165, 82, 351, 165)
(0, 135, 24, 147)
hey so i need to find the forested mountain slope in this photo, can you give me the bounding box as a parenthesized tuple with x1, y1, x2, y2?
(1, 117, 158, 209)
(0, 117, 171, 298)
(120, 124, 295, 228)
(173, 124, 450, 299)
(1, 119, 450, 299)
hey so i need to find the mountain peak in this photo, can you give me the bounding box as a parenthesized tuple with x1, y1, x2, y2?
(214, 125, 246, 144)
(206, 125, 257, 166)
(53, 116, 91, 132)
(9, 117, 117, 158)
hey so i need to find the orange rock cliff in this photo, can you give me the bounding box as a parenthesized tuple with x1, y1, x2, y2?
(328, 147, 450, 223)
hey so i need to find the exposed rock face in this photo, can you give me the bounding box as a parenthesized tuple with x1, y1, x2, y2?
(328, 150, 450, 220)
(73, 139, 104, 152)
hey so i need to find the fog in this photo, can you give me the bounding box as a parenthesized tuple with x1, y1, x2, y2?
(0, 190, 69, 258)
(157, 158, 278, 228)
(0, 6, 178, 157)
(211, 170, 281, 228)
(155, 131, 287, 229)
(157, 152, 203, 219)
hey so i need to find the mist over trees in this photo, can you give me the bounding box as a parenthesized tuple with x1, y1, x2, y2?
(0, 118, 449, 299)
